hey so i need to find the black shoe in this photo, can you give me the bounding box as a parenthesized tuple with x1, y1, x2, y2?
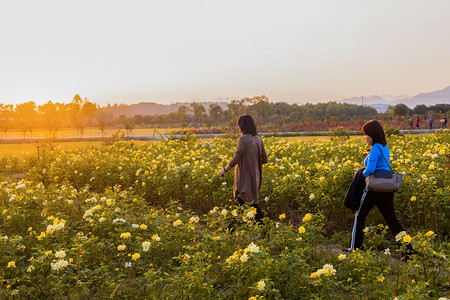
(343, 248, 353, 252)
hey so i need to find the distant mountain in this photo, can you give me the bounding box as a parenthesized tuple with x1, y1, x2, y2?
(334, 86, 450, 108)
(395, 86, 450, 108)
(334, 95, 390, 105)
(379, 94, 411, 102)
(102, 101, 228, 118)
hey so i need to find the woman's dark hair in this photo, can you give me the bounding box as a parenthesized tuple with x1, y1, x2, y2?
(361, 119, 387, 146)
(237, 115, 257, 136)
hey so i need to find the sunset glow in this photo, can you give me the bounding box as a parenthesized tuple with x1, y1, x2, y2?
(1, 0, 450, 106)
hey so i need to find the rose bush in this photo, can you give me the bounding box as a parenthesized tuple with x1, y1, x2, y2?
(1, 131, 448, 298)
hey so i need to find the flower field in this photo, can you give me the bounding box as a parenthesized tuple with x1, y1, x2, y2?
(1, 132, 449, 299)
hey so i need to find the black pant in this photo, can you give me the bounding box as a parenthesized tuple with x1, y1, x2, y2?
(349, 173, 405, 250)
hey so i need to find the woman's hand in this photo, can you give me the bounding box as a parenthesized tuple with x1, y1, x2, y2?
(218, 168, 226, 177)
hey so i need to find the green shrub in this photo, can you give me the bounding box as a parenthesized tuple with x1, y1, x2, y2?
(329, 126, 350, 141)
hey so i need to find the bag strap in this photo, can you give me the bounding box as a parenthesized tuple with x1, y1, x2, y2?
(375, 144, 394, 173)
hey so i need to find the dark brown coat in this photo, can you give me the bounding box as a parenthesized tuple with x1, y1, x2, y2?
(226, 134, 268, 204)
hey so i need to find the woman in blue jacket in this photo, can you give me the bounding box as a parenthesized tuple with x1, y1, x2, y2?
(345, 120, 407, 251)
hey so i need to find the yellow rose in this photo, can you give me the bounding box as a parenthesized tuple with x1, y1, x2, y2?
(256, 280, 266, 291)
(302, 213, 312, 223)
(403, 235, 412, 243)
(425, 231, 434, 238)
(120, 232, 131, 239)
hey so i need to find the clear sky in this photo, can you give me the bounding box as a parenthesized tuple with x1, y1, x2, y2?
(1, 0, 450, 106)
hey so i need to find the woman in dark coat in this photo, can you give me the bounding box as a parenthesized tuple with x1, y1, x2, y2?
(219, 115, 268, 222)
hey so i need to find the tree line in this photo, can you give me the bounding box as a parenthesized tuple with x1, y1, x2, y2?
(114, 96, 378, 128)
(113, 98, 450, 128)
(1, 94, 449, 138)
(392, 103, 450, 116)
(0, 95, 100, 138)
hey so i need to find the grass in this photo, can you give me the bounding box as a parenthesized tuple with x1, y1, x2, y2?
(0, 127, 177, 139)
(0, 132, 429, 157)
(0, 136, 330, 157)
(0, 141, 102, 156)
(0, 140, 157, 157)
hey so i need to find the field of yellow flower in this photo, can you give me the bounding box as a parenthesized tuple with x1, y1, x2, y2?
(1, 132, 449, 299)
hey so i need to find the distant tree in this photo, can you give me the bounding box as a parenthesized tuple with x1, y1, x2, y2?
(125, 123, 134, 136)
(271, 101, 292, 119)
(115, 114, 136, 135)
(429, 104, 450, 114)
(0, 104, 15, 138)
(117, 115, 128, 127)
(357, 104, 377, 117)
(166, 112, 179, 127)
(236, 97, 254, 114)
(189, 102, 207, 125)
(81, 99, 98, 129)
(393, 103, 411, 116)
(412, 104, 428, 115)
(39, 101, 61, 138)
(176, 105, 191, 123)
(208, 103, 223, 126)
(315, 103, 326, 118)
(15, 101, 37, 138)
(142, 115, 153, 125)
(153, 114, 167, 126)
(226, 100, 245, 123)
(76, 122, 85, 138)
(251, 96, 271, 125)
(73, 94, 82, 105)
(68, 95, 82, 136)
(104, 104, 114, 123)
(132, 114, 145, 126)
(98, 120, 107, 137)
(272, 107, 284, 119)
(290, 105, 304, 123)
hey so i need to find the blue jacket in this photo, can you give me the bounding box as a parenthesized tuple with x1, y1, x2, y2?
(363, 143, 391, 177)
